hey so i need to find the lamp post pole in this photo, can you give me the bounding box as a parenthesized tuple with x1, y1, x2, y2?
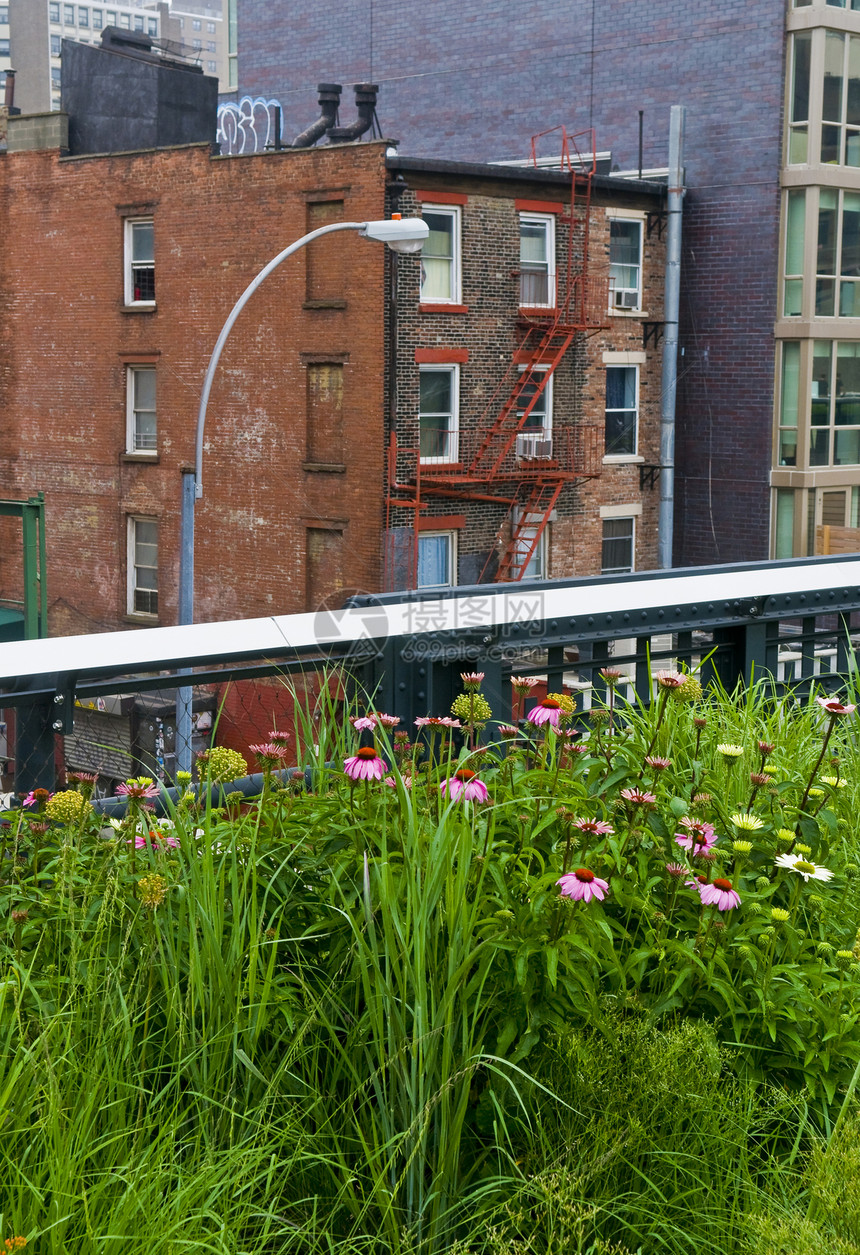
(174, 217, 428, 772)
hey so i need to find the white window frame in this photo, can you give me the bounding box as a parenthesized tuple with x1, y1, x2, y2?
(417, 530, 457, 589)
(419, 364, 460, 464)
(516, 366, 553, 459)
(601, 515, 636, 575)
(608, 214, 644, 312)
(49, 2, 60, 22)
(518, 212, 556, 309)
(124, 217, 155, 307)
(127, 516, 159, 617)
(419, 205, 461, 304)
(604, 363, 640, 459)
(126, 365, 157, 455)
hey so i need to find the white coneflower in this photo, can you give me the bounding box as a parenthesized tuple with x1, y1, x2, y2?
(774, 853, 834, 883)
(730, 812, 764, 832)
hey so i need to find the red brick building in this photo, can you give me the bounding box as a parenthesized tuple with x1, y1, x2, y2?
(0, 119, 391, 636)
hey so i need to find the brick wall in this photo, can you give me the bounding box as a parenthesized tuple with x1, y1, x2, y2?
(235, 0, 786, 565)
(0, 139, 390, 634)
(386, 164, 665, 587)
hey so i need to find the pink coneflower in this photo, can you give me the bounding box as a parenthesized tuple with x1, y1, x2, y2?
(22, 790, 51, 808)
(699, 877, 741, 911)
(655, 670, 686, 689)
(644, 756, 672, 771)
(460, 672, 485, 688)
(499, 725, 519, 739)
(557, 867, 610, 903)
(384, 774, 413, 789)
(343, 746, 388, 781)
(130, 830, 180, 850)
(249, 742, 291, 766)
(269, 730, 291, 746)
(599, 667, 624, 685)
(569, 743, 590, 755)
(440, 769, 489, 802)
(117, 779, 160, 799)
(414, 716, 462, 729)
(351, 715, 377, 731)
(675, 816, 717, 852)
(620, 787, 657, 806)
(665, 862, 688, 878)
(816, 695, 856, 716)
(66, 770, 99, 785)
(511, 676, 539, 694)
(528, 698, 562, 728)
(374, 712, 401, 728)
(572, 817, 614, 837)
(757, 740, 775, 755)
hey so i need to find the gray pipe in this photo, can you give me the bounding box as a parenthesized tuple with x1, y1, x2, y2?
(291, 82, 342, 148)
(658, 105, 686, 569)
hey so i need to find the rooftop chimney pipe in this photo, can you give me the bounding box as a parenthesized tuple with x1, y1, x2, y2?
(4, 69, 16, 111)
(292, 82, 342, 148)
(327, 83, 378, 143)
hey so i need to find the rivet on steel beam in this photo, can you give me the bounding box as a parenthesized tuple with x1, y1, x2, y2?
(52, 720, 63, 732)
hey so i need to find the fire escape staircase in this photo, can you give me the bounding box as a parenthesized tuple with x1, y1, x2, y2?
(494, 476, 565, 583)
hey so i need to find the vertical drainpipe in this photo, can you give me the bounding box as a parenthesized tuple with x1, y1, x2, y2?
(658, 104, 686, 569)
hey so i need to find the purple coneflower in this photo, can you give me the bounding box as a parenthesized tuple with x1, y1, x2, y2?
(675, 816, 717, 852)
(528, 698, 562, 728)
(511, 676, 539, 694)
(699, 877, 741, 911)
(620, 787, 657, 806)
(249, 742, 291, 766)
(269, 730, 291, 746)
(440, 769, 489, 802)
(374, 712, 401, 728)
(572, 817, 614, 837)
(557, 867, 610, 903)
(644, 755, 672, 771)
(384, 774, 413, 790)
(460, 672, 485, 688)
(816, 695, 856, 716)
(414, 716, 462, 729)
(117, 779, 160, 799)
(131, 830, 180, 850)
(665, 862, 688, 878)
(351, 715, 377, 731)
(343, 746, 388, 781)
(499, 725, 519, 739)
(655, 670, 686, 689)
(599, 667, 624, 685)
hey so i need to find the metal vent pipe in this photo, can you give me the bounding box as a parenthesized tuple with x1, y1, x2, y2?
(291, 82, 342, 148)
(326, 82, 378, 143)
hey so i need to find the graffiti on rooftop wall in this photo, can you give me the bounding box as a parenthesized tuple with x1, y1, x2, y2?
(217, 96, 284, 155)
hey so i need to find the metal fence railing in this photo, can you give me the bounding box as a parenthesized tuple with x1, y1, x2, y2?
(2, 555, 860, 797)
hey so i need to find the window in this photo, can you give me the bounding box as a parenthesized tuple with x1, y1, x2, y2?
(124, 218, 155, 305)
(419, 366, 459, 462)
(810, 340, 860, 465)
(519, 213, 555, 307)
(134, 14, 143, 32)
(207, 60, 216, 72)
(49, 2, 60, 21)
(788, 32, 812, 164)
(605, 366, 638, 456)
(50, 34, 62, 55)
(207, 40, 215, 51)
(783, 189, 805, 316)
(609, 218, 643, 310)
(106, 9, 117, 24)
(177, 16, 184, 28)
(92, 8, 103, 29)
(0, 7, 9, 23)
(192, 18, 201, 30)
(816, 189, 860, 315)
(821, 31, 860, 166)
(78, 6, 88, 26)
(207, 20, 215, 32)
(127, 366, 156, 453)
(516, 366, 553, 458)
(778, 341, 800, 467)
(192, 38, 201, 48)
(51, 67, 61, 85)
(417, 531, 455, 588)
(64, 4, 75, 24)
(128, 518, 158, 616)
(0, 38, 8, 54)
(119, 12, 129, 28)
(827, 0, 860, 8)
(148, 18, 156, 36)
(601, 518, 635, 574)
(419, 206, 460, 303)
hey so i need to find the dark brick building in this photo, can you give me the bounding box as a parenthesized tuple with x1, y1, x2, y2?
(225, 0, 789, 566)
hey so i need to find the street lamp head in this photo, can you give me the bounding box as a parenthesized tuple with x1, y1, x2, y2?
(360, 215, 429, 254)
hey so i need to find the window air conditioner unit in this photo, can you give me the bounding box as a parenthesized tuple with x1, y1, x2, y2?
(614, 289, 638, 310)
(516, 434, 553, 459)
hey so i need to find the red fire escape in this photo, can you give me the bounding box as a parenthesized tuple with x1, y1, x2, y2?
(386, 128, 606, 586)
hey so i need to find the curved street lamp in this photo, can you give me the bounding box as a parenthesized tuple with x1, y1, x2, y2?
(175, 215, 429, 769)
